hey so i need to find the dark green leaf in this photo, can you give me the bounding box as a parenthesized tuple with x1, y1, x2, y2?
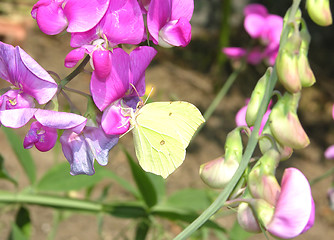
(123, 148, 158, 208)
(164, 189, 212, 212)
(2, 127, 36, 184)
(15, 207, 32, 238)
(0, 154, 17, 185)
(135, 220, 150, 240)
(228, 220, 253, 240)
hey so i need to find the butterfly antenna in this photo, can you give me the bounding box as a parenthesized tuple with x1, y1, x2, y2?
(144, 87, 154, 105)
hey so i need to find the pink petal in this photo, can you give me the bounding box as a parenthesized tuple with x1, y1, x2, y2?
(325, 145, 334, 159)
(244, 3, 268, 16)
(70, 28, 99, 48)
(147, 0, 172, 44)
(223, 47, 247, 59)
(235, 105, 248, 127)
(0, 108, 37, 128)
(159, 17, 192, 47)
(90, 48, 130, 111)
(102, 0, 144, 45)
(64, 0, 110, 32)
(92, 49, 112, 79)
(244, 14, 266, 38)
(101, 103, 130, 135)
(32, 0, 68, 35)
(247, 47, 263, 65)
(24, 121, 58, 152)
(171, 0, 194, 21)
(267, 168, 314, 239)
(34, 109, 87, 133)
(64, 47, 87, 68)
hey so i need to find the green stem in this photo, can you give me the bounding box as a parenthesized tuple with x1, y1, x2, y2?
(175, 1, 302, 238)
(60, 55, 91, 87)
(310, 166, 334, 185)
(193, 65, 243, 138)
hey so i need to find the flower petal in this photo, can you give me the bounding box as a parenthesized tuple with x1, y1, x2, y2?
(325, 145, 334, 159)
(0, 108, 37, 128)
(147, 0, 172, 44)
(101, 103, 130, 135)
(267, 168, 314, 239)
(159, 17, 192, 47)
(171, 0, 194, 21)
(129, 46, 157, 97)
(244, 3, 268, 16)
(90, 48, 130, 111)
(64, 0, 110, 32)
(32, 0, 68, 35)
(223, 47, 247, 59)
(244, 14, 266, 38)
(34, 109, 87, 133)
(64, 47, 87, 68)
(102, 0, 144, 45)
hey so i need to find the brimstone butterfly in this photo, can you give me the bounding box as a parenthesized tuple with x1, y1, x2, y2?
(130, 101, 205, 178)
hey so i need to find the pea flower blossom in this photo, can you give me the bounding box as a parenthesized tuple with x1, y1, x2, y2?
(223, 4, 283, 65)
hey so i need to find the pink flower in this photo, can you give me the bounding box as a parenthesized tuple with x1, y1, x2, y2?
(223, 4, 283, 65)
(147, 0, 194, 47)
(32, 0, 145, 47)
(266, 168, 315, 238)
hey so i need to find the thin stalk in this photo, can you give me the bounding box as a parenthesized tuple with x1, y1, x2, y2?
(310, 166, 334, 185)
(60, 55, 90, 87)
(193, 65, 243, 138)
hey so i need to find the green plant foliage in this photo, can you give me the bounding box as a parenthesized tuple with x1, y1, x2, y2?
(2, 127, 36, 184)
(0, 154, 17, 186)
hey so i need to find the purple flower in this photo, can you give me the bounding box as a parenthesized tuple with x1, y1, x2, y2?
(60, 124, 118, 175)
(24, 121, 58, 152)
(147, 0, 194, 47)
(223, 4, 283, 65)
(0, 41, 57, 105)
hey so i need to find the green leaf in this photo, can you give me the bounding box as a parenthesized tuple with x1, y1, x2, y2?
(2, 127, 36, 184)
(0, 154, 17, 185)
(123, 148, 159, 208)
(151, 205, 226, 232)
(228, 220, 253, 240)
(8, 223, 29, 240)
(163, 189, 212, 212)
(36, 162, 106, 192)
(135, 220, 150, 240)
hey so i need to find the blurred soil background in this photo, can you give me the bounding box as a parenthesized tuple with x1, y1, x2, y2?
(1, 0, 334, 239)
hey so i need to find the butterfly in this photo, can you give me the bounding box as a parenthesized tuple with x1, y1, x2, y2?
(130, 101, 205, 178)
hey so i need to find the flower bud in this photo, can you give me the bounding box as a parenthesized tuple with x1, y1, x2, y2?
(199, 156, 239, 189)
(269, 92, 310, 149)
(259, 121, 293, 160)
(237, 202, 261, 233)
(224, 128, 243, 164)
(298, 21, 316, 87)
(276, 34, 302, 93)
(246, 68, 271, 127)
(306, 0, 332, 26)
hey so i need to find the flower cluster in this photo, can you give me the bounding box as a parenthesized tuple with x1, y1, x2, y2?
(223, 4, 283, 66)
(1, 0, 195, 175)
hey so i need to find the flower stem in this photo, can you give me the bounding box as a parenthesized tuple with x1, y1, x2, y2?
(60, 55, 90, 87)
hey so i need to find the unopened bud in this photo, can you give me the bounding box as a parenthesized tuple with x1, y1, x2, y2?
(246, 68, 271, 127)
(306, 0, 332, 26)
(259, 121, 293, 161)
(269, 92, 310, 149)
(199, 156, 239, 189)
(237, 202, 261, 233)
(276, 35, 302, 93)
(224, 128, 243, 164)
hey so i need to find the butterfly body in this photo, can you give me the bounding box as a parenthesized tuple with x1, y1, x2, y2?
(131, 101, 205, 178)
